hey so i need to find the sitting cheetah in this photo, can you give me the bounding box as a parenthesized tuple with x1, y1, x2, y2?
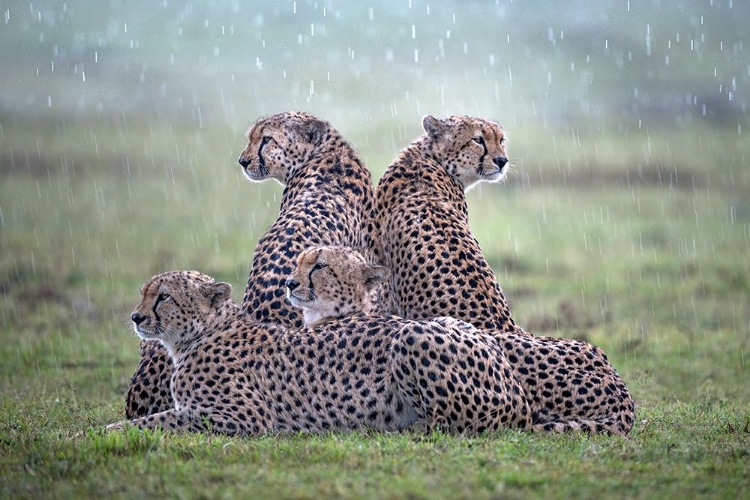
(286, 246, 636, 435)
(125, 111, 378, 419)
(237, 111, 378, 324)
(375, 115, 520, 333)
(109, 271, 532, 436)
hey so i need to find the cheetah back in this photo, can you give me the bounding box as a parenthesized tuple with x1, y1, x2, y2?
(498, 331, 636, 435)
(376, 115, 516, 332)
(240, 111, 377, 326)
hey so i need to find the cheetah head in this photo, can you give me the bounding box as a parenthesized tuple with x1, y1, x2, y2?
(131, 270, 233, 357)
(285, 246, 390, 327)
(422, 115, 509, 191)
(237, 111, 329, 185)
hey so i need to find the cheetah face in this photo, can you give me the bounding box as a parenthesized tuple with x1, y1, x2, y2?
(237, 111, 328, 185)
(130, 270, 232, 355)
(285, 246, 389, 327)
(422, 115, 509, 191)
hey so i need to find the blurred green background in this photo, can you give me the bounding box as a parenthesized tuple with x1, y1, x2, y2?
(1, 0, 749, 496)
(2, 0, 749, 401)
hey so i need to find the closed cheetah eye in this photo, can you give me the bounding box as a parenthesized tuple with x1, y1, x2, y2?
(311, 262, 328, 273)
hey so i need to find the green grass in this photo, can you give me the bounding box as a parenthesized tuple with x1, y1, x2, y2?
(2, 0, 750, 498)
(2, 403, 749, 499)
(2, 159, 748, 499)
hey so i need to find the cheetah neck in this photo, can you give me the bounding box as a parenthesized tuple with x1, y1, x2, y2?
(168, 300, 243, 361)
(417, 139, 468, 193)
(361, 291, 379, 315)
(302, 308, 327, 328)
(303, 295, 376, 327)
(282, 140, 372, 209)
(383, 138, 468, 213)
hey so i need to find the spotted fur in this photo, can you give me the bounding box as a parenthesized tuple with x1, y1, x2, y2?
(110, 271, 532, 436)
(287, 246, 533, 431)
(125, 111, 377, 419)
(375, 115, 519, 332)
(287, 245, 635, 435)
(238, 111, 377, 324)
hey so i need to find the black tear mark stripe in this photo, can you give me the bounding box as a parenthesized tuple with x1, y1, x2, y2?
(477, 135, 488, 165)
(152, 294, 180, 322)
(152, 294, 164, 322)
(258, 137, 270, 170)
(307, 266, 316, 294)
(307, 264, 326, 298)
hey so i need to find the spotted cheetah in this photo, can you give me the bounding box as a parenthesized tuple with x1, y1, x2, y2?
(125, 111, 378, 419)
(285, 245, 390, 327)
(109, 271, 532, 436)
(287, 245, 636, 435)
(375, 115, 520, 333)
(237, 111, 378, 324)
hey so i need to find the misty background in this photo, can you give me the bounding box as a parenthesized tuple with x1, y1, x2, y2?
(1, 0, 748, 405)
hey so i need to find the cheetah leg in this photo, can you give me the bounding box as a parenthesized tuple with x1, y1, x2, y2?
(108, 406, 270, 437)
(125, 340, 174, 419)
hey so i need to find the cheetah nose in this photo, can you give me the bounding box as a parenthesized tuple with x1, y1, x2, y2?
(493, 156, 508, 168)
(131, 312, 147, 326)
(285, 278, 300, 291)
(238, 156, 250, 168)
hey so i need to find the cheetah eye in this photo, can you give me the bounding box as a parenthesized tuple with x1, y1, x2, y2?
(311, 262, 328, 273)
(157, 292, 170, 302)
(472, 136, 485, 145)
(260, 136, 272, 146)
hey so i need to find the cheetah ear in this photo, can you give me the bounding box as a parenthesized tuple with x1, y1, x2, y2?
(422, 115, 447, 138)
(363, 264, 390, 289)
(298, 119, 327, 145)
(203, 282, 232, 306)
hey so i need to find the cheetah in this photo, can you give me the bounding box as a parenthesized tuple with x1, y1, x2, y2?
(375, 115, 520, 333)
(237, 111, 378, 324)
(285, 245, 390, 327)
(125, 111, 378, 419)
(109, 271, 532, 436)
(287, 245, 636, 435)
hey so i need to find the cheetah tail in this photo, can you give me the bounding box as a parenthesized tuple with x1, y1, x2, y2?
(531, 417, 632, 436)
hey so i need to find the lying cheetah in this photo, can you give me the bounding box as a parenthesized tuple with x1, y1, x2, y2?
(375, 115, 520, 333)
(110, 271, 531, 436)
(287, 246, 636, 435)
(285, 245, 390, 327)
(125, 111, 378, 419)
